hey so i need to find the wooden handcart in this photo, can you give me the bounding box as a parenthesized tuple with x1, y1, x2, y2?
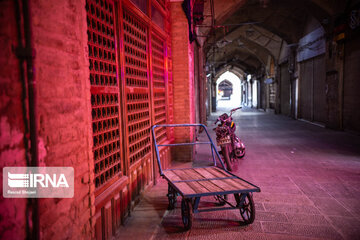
(151, 124, 260, 230)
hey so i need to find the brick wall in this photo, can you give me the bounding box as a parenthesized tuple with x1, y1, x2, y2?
(31, 0, 94, 239)
(170, 2, 195, 162)
(1, 0, 178, 239)
(0, 1, 27, 239)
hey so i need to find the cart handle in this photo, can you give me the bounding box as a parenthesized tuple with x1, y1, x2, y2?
(151, 124, 226, 176)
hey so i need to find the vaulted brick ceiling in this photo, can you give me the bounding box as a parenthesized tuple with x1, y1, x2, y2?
(198, 0, 347, 76)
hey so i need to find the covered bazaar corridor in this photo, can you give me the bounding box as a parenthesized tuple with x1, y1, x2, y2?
(0, 0, 360, 239)
(115, 108, 360, 239)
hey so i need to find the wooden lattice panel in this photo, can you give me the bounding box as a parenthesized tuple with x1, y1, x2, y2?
(86, 0, 122, 189)
(156, 0, 166, 8)
(123, 9, 151, 165)
(167, 43, 174, 139)
(151, 33, 167, 142)
(152, 34, 165, 89)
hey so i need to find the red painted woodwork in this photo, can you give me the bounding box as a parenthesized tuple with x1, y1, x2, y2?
(87, 1, 174, 239)
(86, 0, 123, 193)
(122, 8, 152, 167)
(151, 31, 167, 143)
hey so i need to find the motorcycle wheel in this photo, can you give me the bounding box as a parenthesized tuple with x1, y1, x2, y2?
(238, 149, 245, 158)
(221, 146, 232, 171)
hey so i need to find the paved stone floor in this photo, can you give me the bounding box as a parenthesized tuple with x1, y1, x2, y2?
(116, 107, 360, 240)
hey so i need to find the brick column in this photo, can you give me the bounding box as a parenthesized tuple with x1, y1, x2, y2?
(0, 1, 27, 239)
(170, 1, 195, 162)
(32, 0, 94, 238)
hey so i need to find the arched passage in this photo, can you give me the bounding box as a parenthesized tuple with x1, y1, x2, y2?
(215, 71, 243, 109)
(218, 80, 233, 99)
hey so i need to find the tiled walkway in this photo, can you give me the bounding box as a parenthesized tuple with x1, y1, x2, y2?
(116, 107, 360, 240)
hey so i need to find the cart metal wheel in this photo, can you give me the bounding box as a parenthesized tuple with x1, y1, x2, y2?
(167, 184, 177, 210)
(181, 198, 193, 230)
(239, 193, 255, 224)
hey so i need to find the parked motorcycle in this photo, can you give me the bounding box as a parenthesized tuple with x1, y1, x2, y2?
(213, 107, 245, 171)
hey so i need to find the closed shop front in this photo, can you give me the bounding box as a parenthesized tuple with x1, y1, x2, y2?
(343, 34, 360, 132)
(297, 27, 326, 124)
(280, 62, 291, 116)
(86, 0, 173, 238)
(299, 55, 326, 124)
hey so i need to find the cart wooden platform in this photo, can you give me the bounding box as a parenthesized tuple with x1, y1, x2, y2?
(152, 124, 260, 230)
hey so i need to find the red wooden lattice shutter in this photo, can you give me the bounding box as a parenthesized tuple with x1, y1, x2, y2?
(166, 43, 174, 139)
(86, 0, 122, 190)
(156, 0, 166, 9)
(151, 32, 167, 142)
(122, 9, 151, 166)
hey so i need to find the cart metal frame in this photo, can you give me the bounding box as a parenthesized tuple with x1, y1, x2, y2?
(152, 124, 261, 230)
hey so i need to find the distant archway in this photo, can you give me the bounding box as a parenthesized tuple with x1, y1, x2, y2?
(218, 80, 233, 99)
(216, 71, 242, 109)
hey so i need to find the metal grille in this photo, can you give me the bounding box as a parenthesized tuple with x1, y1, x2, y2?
(123, 9, 151, 165)
(86, 0, 122, 189)
(151, 33, 167, 142)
